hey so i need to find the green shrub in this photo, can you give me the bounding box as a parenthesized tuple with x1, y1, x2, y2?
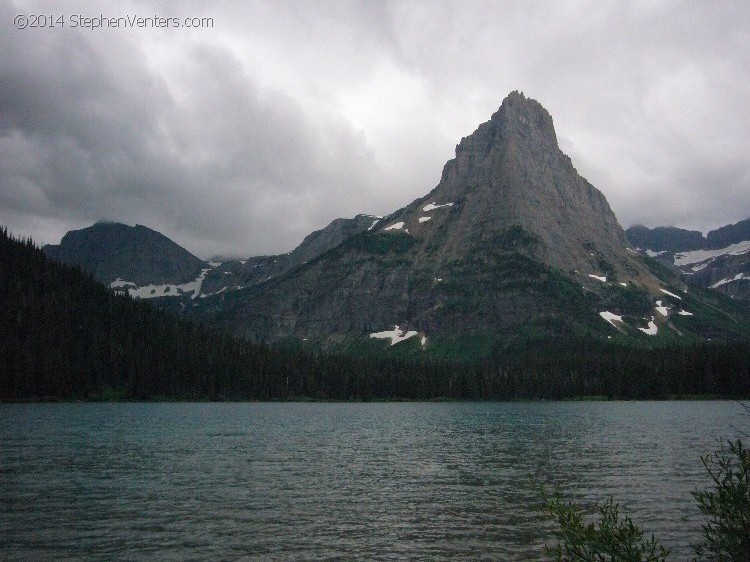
(692, 438, 750, 561)
(541, 488, 669, 561)
(542, 433, 750, 561)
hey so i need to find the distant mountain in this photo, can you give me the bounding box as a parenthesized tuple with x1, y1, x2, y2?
(198, 214, 378, 297)
(706, 218, 750, 249)
(43, 222, 206, 287)
(626, 218, 750, 301)
(44, 216, 379, 302)
(625, 225, 705, 253)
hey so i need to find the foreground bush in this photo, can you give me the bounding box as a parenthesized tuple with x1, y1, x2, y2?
(693, 438, 750, 560)
(541, 489, 668, 561)
(542, 436, 749, 561)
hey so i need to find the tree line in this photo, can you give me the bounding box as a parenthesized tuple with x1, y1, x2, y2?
(1, 227, 748, 401)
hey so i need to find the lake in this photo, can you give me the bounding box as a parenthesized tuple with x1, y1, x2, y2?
(0, 401, 746, 560)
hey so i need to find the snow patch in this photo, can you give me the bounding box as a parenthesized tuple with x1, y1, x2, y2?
(599, 311, 624, 328)
(619, 282, 628, 287)
(422, 202, 454, 212)
(239, 260, 247, 265)
(368, 219, 380, 231)
(370, 325, 419, 346)
(208, 261, 222, 268)
(678, 310, 694, 316)
(711, 273, 750, 288)
(655, 300, 669, 317)
(660, 288, 683, 300)
(646, 249, 667, 257)
(199, 286, 227, 299)
(127, 267, 212, 300)
(674, 240, 750, 267)
(384, 222, 405, 231)
(109, 278, 136, 289)
(588, 274, 607, 283)
(638, 317, 658, 336)
(418, 216, 432, 223)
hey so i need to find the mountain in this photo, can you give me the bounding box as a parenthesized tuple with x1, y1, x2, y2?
(188, 92, 750, 352)
(625, 225, 706, 253)
(43, 93, 750, 355)
(197, 214, 379, 297)
(8, 227, 750, 400)
(43, 222, 206, 287)
(43, 216, 379, 302)
(626, 218, 750, 301)
(707, 218, 750, 249)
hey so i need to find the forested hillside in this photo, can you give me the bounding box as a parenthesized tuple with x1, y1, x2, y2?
(2, 227, 749, 401)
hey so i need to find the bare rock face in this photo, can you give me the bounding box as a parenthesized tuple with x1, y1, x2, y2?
(391, 91, 644, 282)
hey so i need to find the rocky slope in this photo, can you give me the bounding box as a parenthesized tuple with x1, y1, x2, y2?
(198, 214, 378, 296)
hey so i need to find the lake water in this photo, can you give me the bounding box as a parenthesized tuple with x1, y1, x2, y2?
(0, 401, 746, 560)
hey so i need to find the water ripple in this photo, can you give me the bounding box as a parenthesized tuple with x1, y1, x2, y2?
(0, 401, 745, 560)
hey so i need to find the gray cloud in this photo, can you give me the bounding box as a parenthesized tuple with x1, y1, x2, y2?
(1, 0, 749, 258)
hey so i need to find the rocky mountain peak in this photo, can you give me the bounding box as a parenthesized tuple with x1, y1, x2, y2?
(40, 92, 750, 350)
(489, 90, 558, 146)
(415, 93, 641, 284)
(445, 91, 557, 182)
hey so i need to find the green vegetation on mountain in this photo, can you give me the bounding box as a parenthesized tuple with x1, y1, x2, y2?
(3, 226, 749, 402)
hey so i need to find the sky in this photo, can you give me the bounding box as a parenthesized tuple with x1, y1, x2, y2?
(1, 0, 749, 259)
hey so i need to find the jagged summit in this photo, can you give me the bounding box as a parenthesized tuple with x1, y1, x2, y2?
(438, 92, 557, 195)
(484, 90, 557, 145)
(379, 91, 643, 284)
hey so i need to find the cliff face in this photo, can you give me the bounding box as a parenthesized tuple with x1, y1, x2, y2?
(387, 91, 642, 281)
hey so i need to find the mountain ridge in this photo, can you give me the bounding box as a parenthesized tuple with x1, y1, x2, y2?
(625, 219, 750, 301)
(40, 93, 750, 354)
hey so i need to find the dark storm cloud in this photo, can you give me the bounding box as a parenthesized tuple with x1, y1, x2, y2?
(1, 0, 749, 257)
(0, 0, 388, 257)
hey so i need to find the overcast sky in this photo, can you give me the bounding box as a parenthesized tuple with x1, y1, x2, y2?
(2, 0, 749, 258)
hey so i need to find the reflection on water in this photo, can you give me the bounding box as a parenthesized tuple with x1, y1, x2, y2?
(0, 401, 745, 560)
